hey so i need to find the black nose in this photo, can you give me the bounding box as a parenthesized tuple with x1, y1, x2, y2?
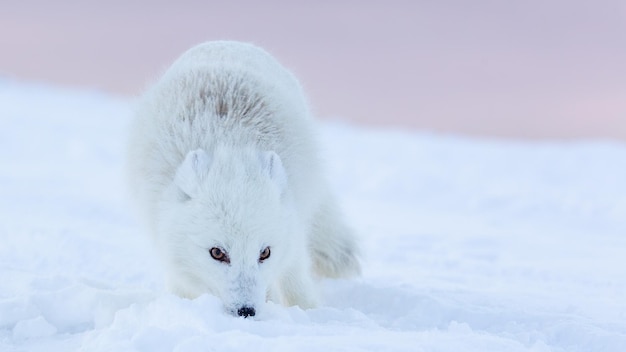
(237, 306, 256, 318)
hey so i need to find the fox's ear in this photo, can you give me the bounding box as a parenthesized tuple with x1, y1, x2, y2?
(258, 151, 287, 194)
(175, 149, 212, 198)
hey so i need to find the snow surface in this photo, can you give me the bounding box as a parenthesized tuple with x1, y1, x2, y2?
(1, 80, 625, 351)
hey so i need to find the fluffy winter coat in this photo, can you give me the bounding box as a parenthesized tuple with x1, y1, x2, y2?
(127, 41, 360, 316)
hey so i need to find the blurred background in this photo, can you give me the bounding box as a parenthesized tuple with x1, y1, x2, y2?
(1, 0, 625, 140)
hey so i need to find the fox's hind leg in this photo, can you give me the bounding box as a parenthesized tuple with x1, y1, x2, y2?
(308, 195, 361, 278)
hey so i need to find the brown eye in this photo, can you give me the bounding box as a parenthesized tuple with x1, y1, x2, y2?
(259, 246, 271, 262)
(209, 247, 230, 263)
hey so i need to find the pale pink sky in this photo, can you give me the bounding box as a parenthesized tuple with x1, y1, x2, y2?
(1, 0, 625, 139)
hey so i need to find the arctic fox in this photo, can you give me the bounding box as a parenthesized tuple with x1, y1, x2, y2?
(127, 41, 360, 317)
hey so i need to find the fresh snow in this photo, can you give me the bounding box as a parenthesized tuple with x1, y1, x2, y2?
(1, 80, 625, 351)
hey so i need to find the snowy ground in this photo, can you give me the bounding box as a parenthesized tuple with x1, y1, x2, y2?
(1, 80, 625, 351)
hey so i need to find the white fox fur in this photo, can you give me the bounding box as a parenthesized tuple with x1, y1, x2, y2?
(127, 41, 360, 315)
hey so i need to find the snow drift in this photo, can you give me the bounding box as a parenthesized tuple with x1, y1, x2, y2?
(0, 80, 625, 351)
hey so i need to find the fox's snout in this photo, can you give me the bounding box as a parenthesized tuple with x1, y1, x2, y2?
(237, 306, 256, 318)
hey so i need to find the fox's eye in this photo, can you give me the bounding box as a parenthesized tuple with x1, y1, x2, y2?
(259, 246, 271, 262)
(209, 247, 230, 263)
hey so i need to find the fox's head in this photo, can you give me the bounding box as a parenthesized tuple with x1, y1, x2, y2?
(157, 147, 299, 317)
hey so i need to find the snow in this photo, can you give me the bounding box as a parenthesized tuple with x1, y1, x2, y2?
(1, 79, 625, 351)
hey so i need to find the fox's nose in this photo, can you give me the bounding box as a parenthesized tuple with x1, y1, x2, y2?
(237, 306, 256, 318)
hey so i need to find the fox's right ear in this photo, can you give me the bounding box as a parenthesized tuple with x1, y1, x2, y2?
(174, 149, 212, 199)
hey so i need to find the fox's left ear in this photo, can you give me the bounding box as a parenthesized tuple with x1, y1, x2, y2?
(258, 151, 287, 194)
(175, 149, 212, 198)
